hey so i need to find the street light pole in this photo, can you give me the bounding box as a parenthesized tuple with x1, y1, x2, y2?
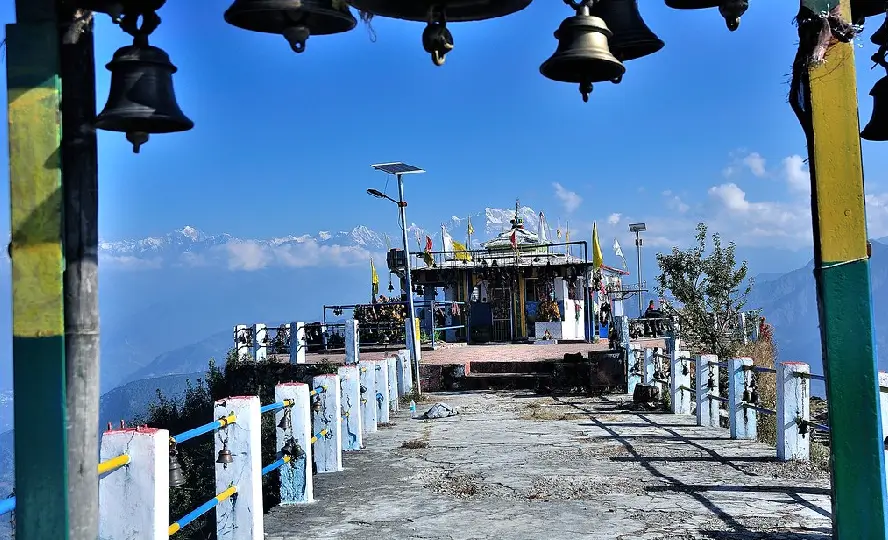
(395, 174, 421, 395)
(629, 223, 646, 318)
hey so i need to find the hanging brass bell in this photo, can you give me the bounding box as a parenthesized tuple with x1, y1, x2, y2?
(169, 449, 186, 488)
(79, 0, 126, 22)
(224, 0, 357, 53)
(664, 0, 748, 31)
(540, 6, 625, 103)
(590, 0, 664, 62)
(217, 445, 235, 464)
(346, 0, 530, 22)
(282, 438, 305, 459)
(872, 20, 888, 45)
(861, 76, 888, 141)
(277, 412, 292, 431)
(853, 0, 888, 22)
(95, 43, 193, 153)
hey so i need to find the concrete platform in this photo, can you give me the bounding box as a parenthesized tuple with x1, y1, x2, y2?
(264, 392, 831, 540)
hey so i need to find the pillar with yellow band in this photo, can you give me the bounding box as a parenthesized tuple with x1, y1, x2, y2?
(802, 0, 887, 537)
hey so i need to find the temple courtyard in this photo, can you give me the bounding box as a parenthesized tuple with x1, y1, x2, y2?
(263, 391, 832, 540)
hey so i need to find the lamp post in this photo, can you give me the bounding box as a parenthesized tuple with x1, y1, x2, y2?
(629, 223, 646, 317)
(369, 162, 425, 396)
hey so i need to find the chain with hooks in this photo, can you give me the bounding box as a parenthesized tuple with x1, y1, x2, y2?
(562, 0, 598, 12)
(422, 6, 453, 66)
(118, 5, 162, 47)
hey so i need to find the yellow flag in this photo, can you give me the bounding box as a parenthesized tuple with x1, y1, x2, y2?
(592, 222, 603, 269)
(370, 258, 379, 298)
(452, 240, 472, 261)
(467, 217, 474, 236)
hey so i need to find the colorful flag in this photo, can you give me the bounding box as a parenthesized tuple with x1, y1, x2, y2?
(467, 217, 474, 236)
(425, 236, 433, 253)
(370, 258, 379, 298)
(592, 222, 603, 270)
(510, 230, 518, 250)
(613, 238, 624, 259)
(452, 240, 472, 261)
(442, 228, 455, 256)
(422, 235, 435, 267)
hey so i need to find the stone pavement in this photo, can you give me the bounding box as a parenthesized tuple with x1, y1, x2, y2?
(264, 392, 831, 540)
(300, 339, 666, 365)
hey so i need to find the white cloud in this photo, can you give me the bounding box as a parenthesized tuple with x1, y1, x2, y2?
(99, 254, 164, 270)
(662, 191, 690, 213)
(743, 152, 767, 177)
(607, 213, 622, 225)
(553, 182, 582, 213)
(782, 155, 810, 193)
(217, 239, 371, 272)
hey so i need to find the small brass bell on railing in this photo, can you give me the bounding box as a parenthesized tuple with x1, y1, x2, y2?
(540, 1, 625, 102)
(282, 437, 305, 459)
(277, 411, 292, 431)
(169, 447, 186, 488)
(224, 0, 357, 54)
(217, 444, 234, 465)
(742, 388, 751, 403)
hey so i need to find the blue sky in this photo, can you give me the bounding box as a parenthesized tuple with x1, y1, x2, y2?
(0, 0, 887, 274)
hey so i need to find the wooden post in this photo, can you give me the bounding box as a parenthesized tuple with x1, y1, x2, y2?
(7, 1, 70, 537)
(801, 0, 888, 536)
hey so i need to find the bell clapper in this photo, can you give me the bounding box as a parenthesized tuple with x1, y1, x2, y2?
(580, 81, 593, 102)
(423, 8, 454, 67)
(126, 131, 149, 154)
(283, 25, 311, 53)
(717, 0, 748, 32)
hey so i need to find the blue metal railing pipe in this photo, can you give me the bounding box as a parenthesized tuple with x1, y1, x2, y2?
(168, 486, 238, 535)
(170, 414, 236, 445)
(261, 455, 292, 476)
(260, 399, 294, 414)
(0, 496, 15, 516)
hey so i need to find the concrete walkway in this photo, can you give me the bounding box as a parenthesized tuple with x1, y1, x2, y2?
(264, 392, 832, 540)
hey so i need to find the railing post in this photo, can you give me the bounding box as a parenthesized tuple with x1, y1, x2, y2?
(274, 383, 313, 504)
(311, 374, 342, 473)
(234, 324, 251, 361)
(728, 357, 756, 440)
(776, 362, 810, 461)
(750, 316, 760, 342)
(670, 350, 692, 415)
(338, 366, 364, 451)
(737, 312, 748, 345)
(643, 348, 655, 385)
(396, 349, 414, 397)
(387, 357, 400, 412)
(98, 427, 168, 540)
(344, 319, 359, 365)
(215, 396, 263, 540)
(696, 354, 719, 428)
(253, 323, 267, 361)
(880, 371, 888, 494)
(374, 360, 391, 424)
(289, 321, 306, 365)
(359, 359, 378, 434)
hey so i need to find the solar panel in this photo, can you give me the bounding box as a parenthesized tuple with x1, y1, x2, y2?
(371, 162, 425, 175)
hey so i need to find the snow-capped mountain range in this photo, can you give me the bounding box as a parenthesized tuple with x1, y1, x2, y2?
(98, 207, 550, 268)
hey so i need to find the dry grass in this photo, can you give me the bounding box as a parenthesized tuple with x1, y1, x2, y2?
(401, 438, 429, 449)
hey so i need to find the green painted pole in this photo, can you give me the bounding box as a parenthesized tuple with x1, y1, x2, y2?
(7, 0, 70, 538)
(801, 0, 888, 537)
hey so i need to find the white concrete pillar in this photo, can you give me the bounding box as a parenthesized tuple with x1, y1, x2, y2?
(627, 345, 642, 396)
(776, 362, 810, 461)
(374, 360, 391, 424)
(289, 322, 306, 365)
(359, 360, 378, 434)
(387, 357, 400, 412)
(396, 349, 414, 397)
(344, 319, 359, 365)
(670, 350, 692, 415)
(274, 383, 312, 504)
(253, 323, 268, 362)
(737, 312, 748, 345)
(750, 317, 760, 342)
(234, 324, 251, 361)
(728, 357, 757, 440)
(311, 374, 342, 473)
(99, 426, 168, 540)
(696, 354, 719, 428)
(643, 348, 655, 385)
(215, 396, 263, 540)
(338, 365, 363, 451)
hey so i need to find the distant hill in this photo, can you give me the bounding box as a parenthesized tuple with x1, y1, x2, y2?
(746, 239, 887, 394)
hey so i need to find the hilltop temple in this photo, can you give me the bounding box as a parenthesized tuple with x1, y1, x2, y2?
(391, 206, 628, 344)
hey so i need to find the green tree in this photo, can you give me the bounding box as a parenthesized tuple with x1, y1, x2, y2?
(655, 222, 752, 358)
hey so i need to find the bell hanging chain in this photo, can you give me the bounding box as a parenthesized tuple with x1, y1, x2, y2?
(562, 0, 599, 12)
(119, 7, 162, 47)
